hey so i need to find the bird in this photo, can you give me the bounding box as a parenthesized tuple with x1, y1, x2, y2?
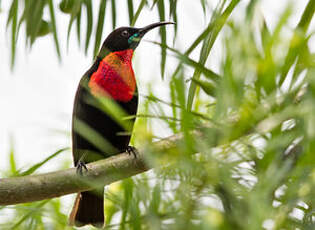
(69, 22, 174, 228)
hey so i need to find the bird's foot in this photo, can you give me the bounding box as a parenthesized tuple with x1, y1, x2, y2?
(76, 160, 88, 176)
(127, 146, 139, 158)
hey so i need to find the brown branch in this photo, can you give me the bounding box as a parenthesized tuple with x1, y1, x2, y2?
(0, 133, 184, 206)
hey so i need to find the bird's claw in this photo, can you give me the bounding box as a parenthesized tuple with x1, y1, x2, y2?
(76, 160, 88, 176)
(127, 146, 139, 158)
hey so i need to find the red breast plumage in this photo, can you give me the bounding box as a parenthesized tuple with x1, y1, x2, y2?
(88, 49, 136, 102)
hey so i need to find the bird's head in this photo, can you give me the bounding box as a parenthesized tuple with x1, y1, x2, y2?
(98, 22, 174, 57)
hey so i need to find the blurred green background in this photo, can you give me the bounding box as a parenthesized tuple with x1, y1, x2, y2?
(0, 0, 314, 229)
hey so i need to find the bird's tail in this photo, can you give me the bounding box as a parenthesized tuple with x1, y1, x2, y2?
(69, 190, 104, 228)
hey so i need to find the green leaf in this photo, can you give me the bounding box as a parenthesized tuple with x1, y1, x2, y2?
(11, 200, 50, 228)
(111, 0, 116, 29)
(279, 0, 315, 85)
(131, 0, 147, 26)
(151, 0, 159, 9)
(16, 6, 26, 39)
(93, 0, 107, 58)
(187, 0, 240, 111)
(246, 0, 259, 21)
(27, 0, 46, 45)
(256, 6, 291, 95)
(7, 0, 18, 69)
(89, 96, 135, 133)
(260, 16, 271, 50)
(170, 79, 179, 132)
(19, 148, 69, 176)
(199, 0, 207, 14)
(151, 41, 221, 82)
(192, 78, 217, 97)
(9, 136, 17, 175)
(66, 0, 81, 48)
(169, 0, 178, 40)
(36, 20, 51, 37)
(171, 9, 224, 86)
(84, 0, 93, 54)
(149, 184, 161, 214)
(121, 178, 134, 227)
(48, 0, 61, 60)
(127, 0, 134, 25)
(76, 6, 82, 45)
(73, 118, 117, 154)
(6, 0, 17, 28)
(157, 0, 167, 78)
(296, 0, 315, 32)
(59, 0, 75, 14)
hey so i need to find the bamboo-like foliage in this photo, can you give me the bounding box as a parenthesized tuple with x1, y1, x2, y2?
(6, 0, 176, 70)
(1, 0, 315, 229)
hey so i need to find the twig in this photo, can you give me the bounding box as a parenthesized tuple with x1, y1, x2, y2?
(0, 133, 186, 206)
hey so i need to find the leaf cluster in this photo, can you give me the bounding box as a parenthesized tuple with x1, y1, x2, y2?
(1, 0, 315, 229)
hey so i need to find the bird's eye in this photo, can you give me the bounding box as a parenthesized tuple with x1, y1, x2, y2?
(121, 30, 129, 37)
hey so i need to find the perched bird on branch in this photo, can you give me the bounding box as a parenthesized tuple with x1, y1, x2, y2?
(69, 22, 174, 228)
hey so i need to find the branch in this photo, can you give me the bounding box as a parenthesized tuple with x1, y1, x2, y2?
(0, 133, 184, 206)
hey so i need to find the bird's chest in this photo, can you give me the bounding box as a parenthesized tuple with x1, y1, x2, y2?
(88, 50, 136, 102)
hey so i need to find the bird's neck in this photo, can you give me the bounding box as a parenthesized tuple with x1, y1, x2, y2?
(89, 49, 137, 102)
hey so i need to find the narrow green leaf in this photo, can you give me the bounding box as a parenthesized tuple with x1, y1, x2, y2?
(135, 114, 181, 122)
(93, 0, 107, 58)
(111, 0, 116, 29)
(48, 0, 61, 60)
(200, 0, 206, 14)
(260, 16, 271, 50)
(16, 7, 26, 39)
(8, 0, 18, 68)
(279, 0, 315, 85)
(19, 148, 69, 176)
(9, 136, 17, 175)
(173, 76, 195, 151)
(37, 20, 51, 37)
(192, 78, 217, 97)
(59, 0, 76, 14)
(121, 178, 134, 227)
(297, 0, 315, 32)
(171, 16, 217, 84)
(67, 15, 76, 48)
(66, 1, 81, 48)
(169, 0, 178, 40)
(6, 0, 17, 28)
(142, 93, 182, 109)
(74, 118, 117, 154)
(169, 0, 174, 18)
(91, 96, 134, 132)
(131, 0, 147, 26)
(76, 6, 82, 46)
(187, 0, 240, 111)
(11, 200, 50, 228)
(246, 0, 259, 21)
(151, 0, 159, 9)
(170, 79, 179, 132)
(157, 0, 167, 78)
(84, 0, 93, 54)
(256, 6, 291, 94)
(127, 0, 134, 25)
(149, 185, 161, 213)
(151, 41, 221, 82)
(79, 81, 134, 133)
(28, 0, 46, 45)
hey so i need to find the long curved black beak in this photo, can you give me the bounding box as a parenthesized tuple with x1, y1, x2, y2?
(138, 21, 175, 37)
